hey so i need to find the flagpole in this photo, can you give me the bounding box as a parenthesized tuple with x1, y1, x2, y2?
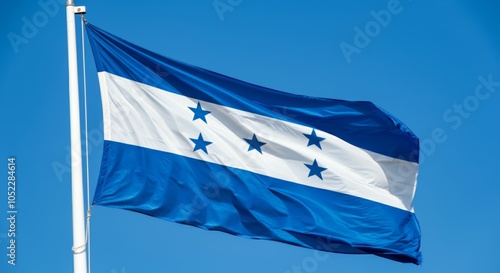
(66, 1, 88, 273)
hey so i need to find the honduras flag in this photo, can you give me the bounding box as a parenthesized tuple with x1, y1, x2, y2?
(86, 23, 421, 264)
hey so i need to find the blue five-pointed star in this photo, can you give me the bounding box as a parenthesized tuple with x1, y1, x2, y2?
(190, 133, 212, 154)
(303, 129, 325, 149)
(244, 134, 267, 154)
(189, 102, 211, 123)
(304, 159, 327, 180)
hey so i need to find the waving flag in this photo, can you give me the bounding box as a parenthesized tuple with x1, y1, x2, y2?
(86, 23, 421, 264)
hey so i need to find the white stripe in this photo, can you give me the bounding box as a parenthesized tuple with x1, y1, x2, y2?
(99, 72, 418, 212)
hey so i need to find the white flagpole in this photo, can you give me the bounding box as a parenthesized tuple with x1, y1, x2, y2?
(66, 1, 88, 273)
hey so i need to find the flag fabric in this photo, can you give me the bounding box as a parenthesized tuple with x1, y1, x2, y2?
(86, 23, 422, 264)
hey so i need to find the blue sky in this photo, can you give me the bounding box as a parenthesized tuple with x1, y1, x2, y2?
(1, 0, 499, 272)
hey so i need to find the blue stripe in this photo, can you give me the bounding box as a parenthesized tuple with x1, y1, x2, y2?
(94, 141, 422, 264)
(86, 24, 419, 163)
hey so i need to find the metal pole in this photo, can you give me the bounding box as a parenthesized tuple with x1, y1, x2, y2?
(66, 1, 88, 273)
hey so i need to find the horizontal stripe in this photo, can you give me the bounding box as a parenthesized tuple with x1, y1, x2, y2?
(94, 141, 422, 264)
(86, 23, 419, 162)
(98, 72, 418, 211)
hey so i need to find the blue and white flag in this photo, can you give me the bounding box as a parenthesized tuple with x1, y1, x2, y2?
(86, 23, 421, 264)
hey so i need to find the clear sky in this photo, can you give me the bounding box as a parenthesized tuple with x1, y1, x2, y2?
(1, 0, 499, 272)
